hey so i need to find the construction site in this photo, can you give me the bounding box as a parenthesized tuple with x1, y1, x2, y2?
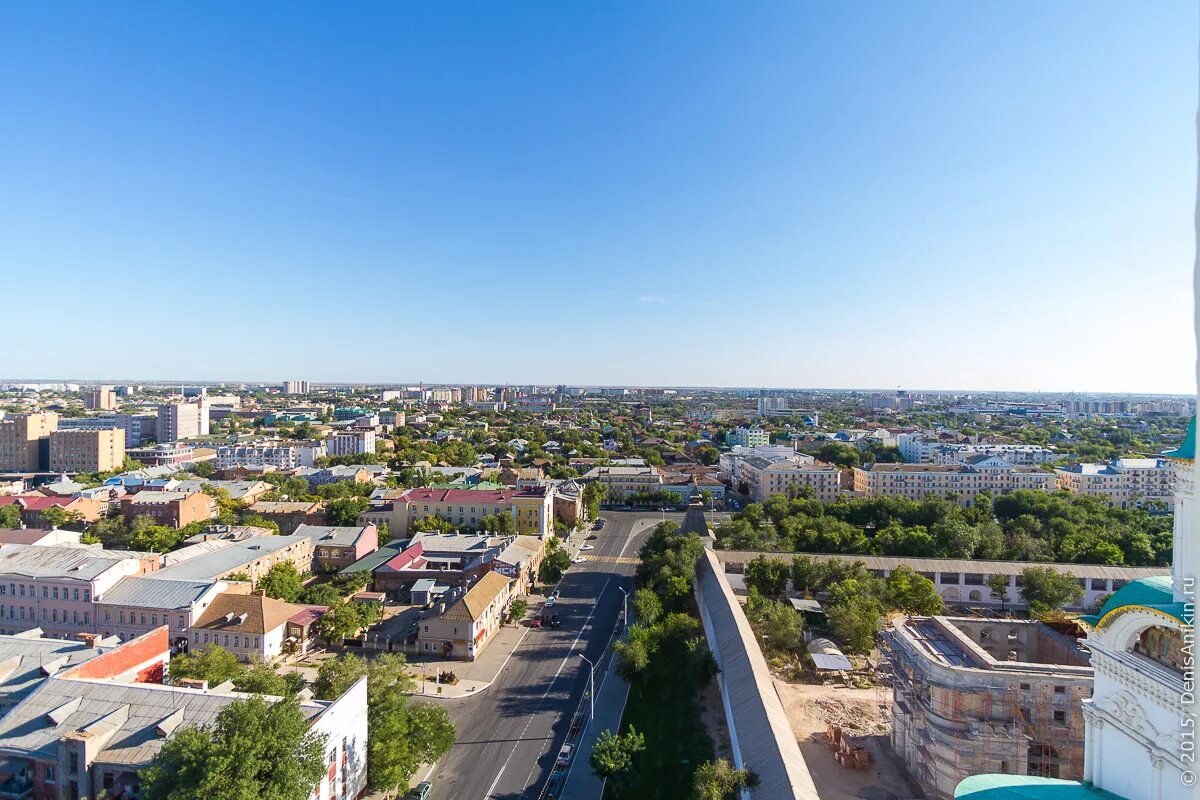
(883, 616, 1093, 800)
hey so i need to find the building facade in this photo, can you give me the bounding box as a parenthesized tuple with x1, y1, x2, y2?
(48, 428, 126, 474)
(1054, 457, 1176, 509)
(853, 457, 1056, 504)
(155, 401, 209, 442)
(326, 429, 376, 456)
(0, 413, 58, 471)
(120, 491, 217, 529)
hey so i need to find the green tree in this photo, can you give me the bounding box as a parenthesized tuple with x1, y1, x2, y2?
(313, 653, 367, 700)
(744, 555, 790, 598)
(41, 506, 85, 531)
(326, 496, 370, 526)
(583, 481, 608, 519)
(884, 566, 943, 615)
(987, 573, 1011, 611)
(234, 662, 301, 696)
(141, 695, 327, 800)
(258, 562, 304, 603)
(506, 598, 529, 624)
(169, 644, 243, 686)
(1019, 566, 1083, 618)
(480, 513, 516, 534)
(538, 538, 572, 585)
(691, 758, 758, 800)
(129, 523, 185, 553)
(631, 587, 663, 627)
(589, 727, 646, 796)
(191, 460, 216, 478)
(0, 505, 21, 528)
(827, 595, 883, 655)
(758, 599, 804, 654)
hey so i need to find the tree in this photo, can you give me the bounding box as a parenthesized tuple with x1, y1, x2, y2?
(987, 573, 1011, 611)
(691, 758, 758, 800)
(40, 505, 85, 531)
(129, 523, 185, 553)
(1019, 566, 1083, 619)
(326, 496, 370, 526)
(506, 598, 529, 624)
(757, 599, 804, 654)
(258, 562, 304, 603)
(631, 588, 663, 627)
(583, 481, 608, 519)
(141, 695, 327, 800)
(884, 566, 943, 615)
(313, 653, 367, 700)
(589, 727, 646, 796)
(169, 644, 243, 686)
(480, 513, 516, 534)
(416, 514, 456, 534)
(235, 662, 301, 696)
(538, 539, 572, 585)
(0, 505, 21, 528)
(745, 556, 790, 598)
(191, 460, 216, 478)
(827, 595, 884, 655)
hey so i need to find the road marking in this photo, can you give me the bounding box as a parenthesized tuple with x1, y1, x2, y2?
(482, 578, 611, 800)
(585, 555, 639, 565)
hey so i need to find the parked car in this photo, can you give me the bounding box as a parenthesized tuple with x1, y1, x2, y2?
(549, 613, 561, 628)
(531, 616, 543, 628)
(409, 782, 432, 800)
(545, 596, 556, 607)
(580, 545, 594, 551)
(557, 744, 574, 765)
(572, 556, 586, 564)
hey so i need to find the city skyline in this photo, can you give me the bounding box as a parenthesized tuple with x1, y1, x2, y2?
(2, 3, 1197, 393)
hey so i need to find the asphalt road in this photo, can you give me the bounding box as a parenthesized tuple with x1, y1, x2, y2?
(424, 511, 666, 800)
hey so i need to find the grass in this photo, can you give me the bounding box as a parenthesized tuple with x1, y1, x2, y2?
(604, 641, 714, 800)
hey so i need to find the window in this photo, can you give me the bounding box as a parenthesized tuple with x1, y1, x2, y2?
(84, 590, 90, 601)
(44, 766, 55, 782)
(41, 587, 47, 598)
(69, 752, 78, 772)
(1053, 710, 1066, 724)
(1020, 683, 1031, 691)
(72, 588, 79, 601)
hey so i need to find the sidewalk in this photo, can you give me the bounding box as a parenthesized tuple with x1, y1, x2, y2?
(557, 646, 631, 799)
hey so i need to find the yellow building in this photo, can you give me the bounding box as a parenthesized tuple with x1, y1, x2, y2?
(49, 428, 126, 473)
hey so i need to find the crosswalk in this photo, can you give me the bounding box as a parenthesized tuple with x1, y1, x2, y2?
(583, 555, 640, 565)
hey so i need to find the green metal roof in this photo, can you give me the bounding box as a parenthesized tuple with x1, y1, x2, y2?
(955, 776, 1127, 800)
(1162, 416, 1196, 460)
(1079, 575, 1188, 628)
(340, 540, 406, 574)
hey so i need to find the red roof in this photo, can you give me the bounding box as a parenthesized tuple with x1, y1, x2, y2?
(383, 541, 426, 572)
(0, 495, 79, 511)
(399, 486, 545, 505)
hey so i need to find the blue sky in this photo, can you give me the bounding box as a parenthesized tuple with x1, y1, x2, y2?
(1, 3, 1196, 392)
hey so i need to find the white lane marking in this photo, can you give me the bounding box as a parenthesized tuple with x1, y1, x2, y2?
(482, 578, 611, 800)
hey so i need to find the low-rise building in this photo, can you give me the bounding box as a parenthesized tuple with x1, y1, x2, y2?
(852, 457, 1056, 505)
(246, 500, 327, 535)
(298, 524, 380, 572)
(95, 576, 234, 649)
(887, 616, 1093, 800)
(737, 455, 840, 503)
(215, 441, 326, 470)
(376, 486, 554, 537)
(124, 443, 195, 465)
(120, 490, 217, 529)
(579, 465, 662, 501)
(0, 495, 104, 527)
(417, 571, 514, 660)
(156, 534, 316, 585)
(489, 535, 546, 595)
(190, 592, 324, 661)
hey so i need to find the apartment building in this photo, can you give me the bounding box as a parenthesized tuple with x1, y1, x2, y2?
(58, 413, 156, 447)
(887, 616, 1092, 800)
(0, 413, 58, 471)
(83, 387, 117, 411)
(282, 380, 311, 394)
(156, 400, 209, 442)
(725, 426, 770, 447)
(120, 490, 217, 529)
(375, 486, 555, 537)
(157, 534, 316, 584)
(327, 428, 376, 456)
(579, 465, 662, 501)
(95, 576, 233, 647)
(898, 433, 1058, 466)
(48, 428, 125, 473)
(246, 500, 327, 534)
(298, 524, 380, 571)
(737, 455, 840, 503)
(852, 456, 1056, 504)
(0, 628, 368, 800)
(216, 441, 326, 469)
(1054, 457, 1176, 509)
(0, 496, 105, 528)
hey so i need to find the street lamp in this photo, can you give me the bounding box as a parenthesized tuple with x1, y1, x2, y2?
(578, 653, 595, 719)
(618, 587, 628, 627)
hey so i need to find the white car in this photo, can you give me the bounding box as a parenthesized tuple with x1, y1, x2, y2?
(545, 597, 556, 607)
(580, 545, 594, 551)
(573, 556, 586, 564)
(557, 744, 574, 765)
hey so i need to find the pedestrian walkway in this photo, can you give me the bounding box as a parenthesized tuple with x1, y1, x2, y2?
(585, 555, 639, 565)
(556, 645, 631, 800)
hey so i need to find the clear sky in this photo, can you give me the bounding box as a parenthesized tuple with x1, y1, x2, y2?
(1, 3, 1196, 393)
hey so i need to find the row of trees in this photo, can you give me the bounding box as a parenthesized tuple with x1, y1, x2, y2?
(716, 490, 1172, 567)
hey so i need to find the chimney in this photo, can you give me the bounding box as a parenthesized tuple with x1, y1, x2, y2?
(78, 633, 101, 649)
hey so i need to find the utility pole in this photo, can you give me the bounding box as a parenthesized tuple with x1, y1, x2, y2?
(579, 653, 595, 719)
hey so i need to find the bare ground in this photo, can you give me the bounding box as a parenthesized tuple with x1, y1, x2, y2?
(773, 679, 921, 800)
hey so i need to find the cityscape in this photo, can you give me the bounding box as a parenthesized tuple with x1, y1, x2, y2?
(1, 4, 1196, 800)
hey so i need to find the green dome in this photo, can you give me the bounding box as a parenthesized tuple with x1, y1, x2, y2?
(955, 775, 1126, 800)
(1079, 575, 1187, 628)
(1162, 416, 1195, 460)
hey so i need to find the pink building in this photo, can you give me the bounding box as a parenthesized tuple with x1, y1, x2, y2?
(296, 524, 379, 571)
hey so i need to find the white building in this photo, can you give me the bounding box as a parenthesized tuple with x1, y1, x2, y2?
(898, 433, 1058, 466)
(156, 401, 210, 442)
(282, 380, 311, 395)
(726, 426, 770, 448)
(1055, 457, 1176, 510)
(216, 441, 326, 469)
(327, 429, 376, 456)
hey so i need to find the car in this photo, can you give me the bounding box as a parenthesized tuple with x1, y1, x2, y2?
(531, 615, 543, 628)
(549, 613, 561, 628)
(586, 534, 598, 540)
(545, 597, 556, 607)
(552, 589, 561, 598)
(409, 782, 432, 800)
(572, 556, 586, 564)
(557, 744, 574, 765)
(580, 545, 594, 551)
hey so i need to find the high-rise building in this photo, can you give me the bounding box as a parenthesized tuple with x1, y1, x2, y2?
(156, 401, 209, 442)
(48, 428, 125, 473)
(327, 429, 376, 456)
(83, 387, 116, 411)
(0, 412, 58, 471)
(283, 380, 311, 395)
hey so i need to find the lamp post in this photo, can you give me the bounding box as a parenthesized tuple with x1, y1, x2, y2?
(579, 653, 595, 719)
(618, 586, 628, 627)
